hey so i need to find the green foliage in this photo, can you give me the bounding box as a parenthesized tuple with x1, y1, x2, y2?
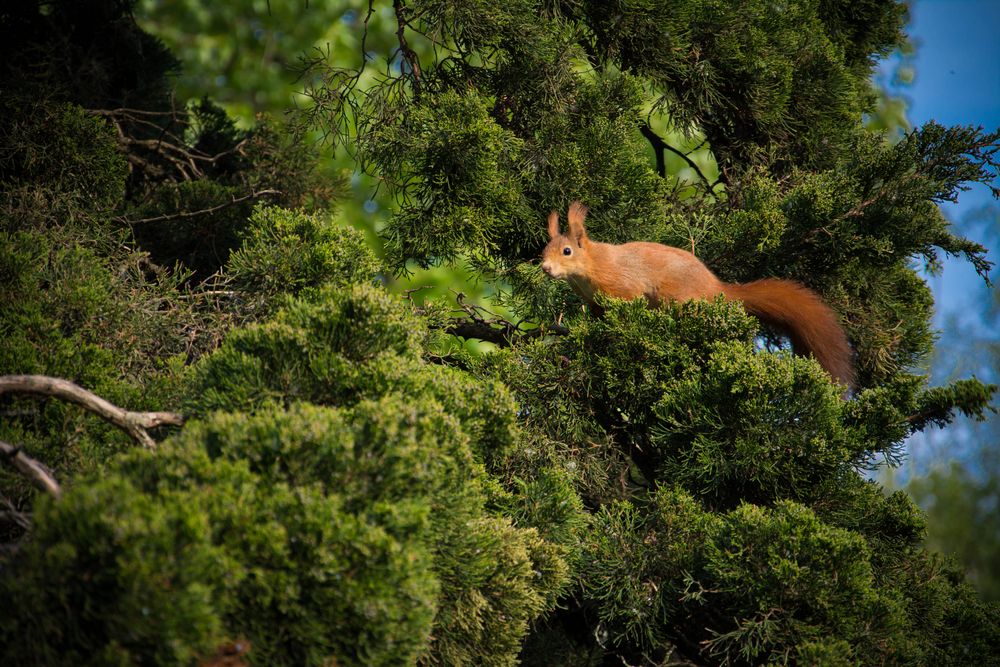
(1, 476, 229, 666)
(155, 401, 448, 665)
(473, 295, 998, 663)
(480, 298, 854, 507)
(651, 342, 850, 507)
(376, 89, 533, 267)
(222, 204, 384, 317)
(1, 404, 442, 666)
(0, 103, 127, 224)
(2, 382, 574, 665)
(3, 1, 999, 665)
(186, 283, 521, 466)
(578, 0, 905, 171)
(183, 285, 573, 662)
(581, 485, 997, 666)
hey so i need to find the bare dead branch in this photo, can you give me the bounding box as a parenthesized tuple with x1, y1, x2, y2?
(117, 189, 281, 226)
(0, 441, 61, 499)
(90, 106, 252, 184)
(0, 375, 184, 450)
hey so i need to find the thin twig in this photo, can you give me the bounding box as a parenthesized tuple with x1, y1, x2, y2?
(116, 189, 281, 225)
(90, 107, 186, 117)
(393, 0, 423, 100)
(639, 122, 716, 195)
(360, 0, 376, 64)
(0, 375, 184, 450)
(0, 441, 62, 499)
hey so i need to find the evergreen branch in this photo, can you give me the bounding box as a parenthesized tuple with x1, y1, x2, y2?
(116, 189, 281, 225)
(0, 440, 62, 499)
(0, 375, 184, 450)
(448, 292, 569, 346)
(905, 379, 997, 432)
(441, 317, 569, 347)
(290, 2, 376, 152)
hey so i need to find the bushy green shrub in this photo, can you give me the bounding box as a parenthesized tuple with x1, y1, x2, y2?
(186, 283, 522, 466)
(0, 402, 441, 666)
(181, 284, 579, 663)
(650, 341, 849, 507)
(223, 204, 384, 313)
(580, 485, 996, 665)
(1, 475, 231, 666)
(1, 386, 574, 666)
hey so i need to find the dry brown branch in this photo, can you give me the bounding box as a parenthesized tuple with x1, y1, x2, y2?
(116, 189, 281, 226)
(90, 107, 251, 182)
(0, 375, 184, 450)
(0, 440, 62, 499)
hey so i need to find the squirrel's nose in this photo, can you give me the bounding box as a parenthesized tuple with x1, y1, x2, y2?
(541, 262, 552, 276)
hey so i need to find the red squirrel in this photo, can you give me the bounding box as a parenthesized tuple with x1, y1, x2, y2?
(540, 201, 855, 389)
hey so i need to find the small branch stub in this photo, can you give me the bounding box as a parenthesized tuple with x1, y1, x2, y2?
(0, 440, 61, 499)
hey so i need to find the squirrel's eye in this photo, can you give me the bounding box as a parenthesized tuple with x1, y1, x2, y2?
(562, 246, 572, 256)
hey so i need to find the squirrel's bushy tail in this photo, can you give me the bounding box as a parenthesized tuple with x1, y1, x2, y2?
(723, 279, 854, 389)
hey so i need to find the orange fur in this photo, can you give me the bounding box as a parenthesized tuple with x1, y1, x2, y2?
(541, 201, 854, 388)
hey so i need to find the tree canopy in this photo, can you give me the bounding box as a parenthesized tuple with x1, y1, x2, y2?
(1, 0, 998, 665)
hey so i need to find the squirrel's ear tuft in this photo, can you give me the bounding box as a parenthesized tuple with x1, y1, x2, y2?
(547, 211, 560, 239)
(567, 201, 589, 244)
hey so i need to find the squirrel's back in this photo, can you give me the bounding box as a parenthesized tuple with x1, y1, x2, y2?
(577, 241, 725, 305)
(541, 202, 854, 389)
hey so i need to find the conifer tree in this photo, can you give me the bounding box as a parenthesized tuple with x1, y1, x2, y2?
(295, 0, 1000, 663)
(1, 1, 999, 666)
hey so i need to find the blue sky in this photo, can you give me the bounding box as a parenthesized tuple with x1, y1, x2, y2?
(881, 0, 1000, 473)
(892, 0, 999, 324)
